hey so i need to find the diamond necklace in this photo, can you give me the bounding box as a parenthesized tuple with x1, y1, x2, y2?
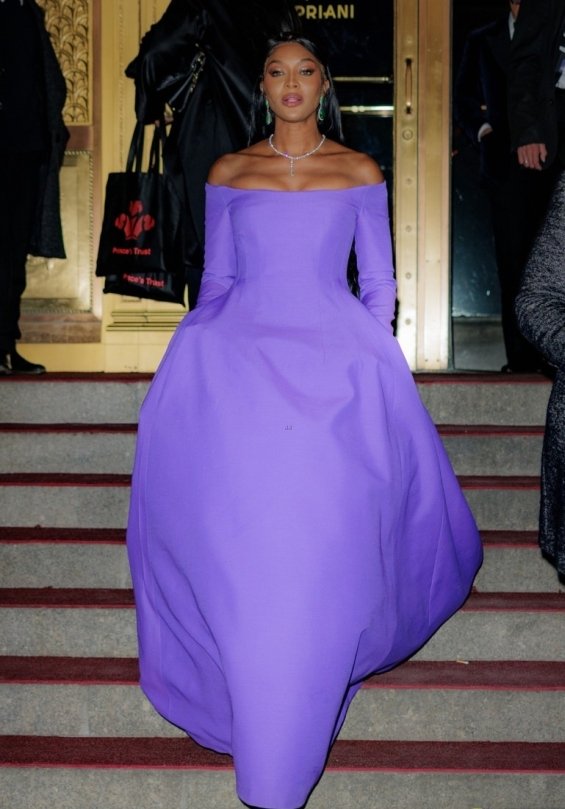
(268, 133, 326, 176)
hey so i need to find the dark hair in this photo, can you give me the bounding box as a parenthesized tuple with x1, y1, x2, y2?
(248, 33, 343, 144)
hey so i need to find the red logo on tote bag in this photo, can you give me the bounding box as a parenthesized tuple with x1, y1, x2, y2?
(115, 200, 156, 241)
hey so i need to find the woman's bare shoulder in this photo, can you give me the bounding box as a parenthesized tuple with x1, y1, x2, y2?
(207, 143, 266, 186)
(207, 153, 241, 186)
(347, 150, 385, 185)
(325, 141, 384, 185)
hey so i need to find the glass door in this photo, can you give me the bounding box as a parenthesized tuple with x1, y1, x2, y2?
(301, 1, 454, 371)
(295, 4, 394, 183)
(451, 0, 508, 370)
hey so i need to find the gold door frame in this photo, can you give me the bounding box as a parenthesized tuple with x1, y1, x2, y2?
(20, 0, 452, 372)
(395, 0, 451, 369)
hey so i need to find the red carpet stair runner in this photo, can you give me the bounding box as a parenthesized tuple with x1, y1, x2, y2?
(0, 373, 564, 809)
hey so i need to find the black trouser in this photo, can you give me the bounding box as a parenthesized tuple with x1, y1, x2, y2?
(0, 151, 42, 353)
(489, 160, 557, 369)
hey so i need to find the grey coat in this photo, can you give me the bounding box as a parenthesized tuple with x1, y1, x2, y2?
(515, 172, 565, 580)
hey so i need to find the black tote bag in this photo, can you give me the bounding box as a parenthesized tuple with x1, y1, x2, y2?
(96, 121, 186, 304)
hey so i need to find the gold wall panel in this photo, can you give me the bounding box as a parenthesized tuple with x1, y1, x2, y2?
(23, 152, 93, 310)
(101, 0, 187, 372)
(37, 0, 91, 124)
(20, 1, 98, 351)
(21, 150, 100, 345)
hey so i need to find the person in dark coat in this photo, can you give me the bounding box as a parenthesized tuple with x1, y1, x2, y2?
(125, 0, 299, 307)
(515, 174, 565, 583)
(508, 0, 565, 171)
(510, 0, 565, 583)
(0, 0, 69, 375)
(454, 0, 556, 372)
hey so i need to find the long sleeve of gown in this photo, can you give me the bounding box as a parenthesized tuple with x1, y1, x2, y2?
(515, 177, 565, 371)
(354, 183, 397, 332)
(196, 184, 237, 307)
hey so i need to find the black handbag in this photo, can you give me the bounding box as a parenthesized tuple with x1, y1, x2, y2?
(156, 48, 206, 113)
(96, 121, 186, 304)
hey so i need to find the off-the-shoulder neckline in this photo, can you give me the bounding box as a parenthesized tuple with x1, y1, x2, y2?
(205, 182, 386, 193)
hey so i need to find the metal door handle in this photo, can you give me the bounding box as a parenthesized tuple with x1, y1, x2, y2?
(405, 58, 413, 115)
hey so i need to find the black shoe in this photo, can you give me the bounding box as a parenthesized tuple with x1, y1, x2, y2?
(501, 363, 536, 373)
(4, 350, 46, 375)
(501, 362, 555, 379)
(0, 355, 13, 375)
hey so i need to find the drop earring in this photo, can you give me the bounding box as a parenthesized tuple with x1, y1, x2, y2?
(265, 98, 273, 126)
(317, 95, 326, 123)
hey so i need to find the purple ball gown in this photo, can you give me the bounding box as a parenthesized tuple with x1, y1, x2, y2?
(127, 181, 482, 809)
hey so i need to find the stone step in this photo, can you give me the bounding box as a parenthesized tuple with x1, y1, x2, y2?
(1, 659, 564, 742)
(0, 375, 150, 425)
(416, 373, 551, 425)
(4, 656, 563, 687)
(1, 737, 563, 809)
(438, 425, 543, 476)
(0, 373, 560, 809)
(0, 472, 544, 530)
(0, 425, 137, 475)
(475, 546, 564, 593)
(1, 590, 564, 660)
(0, 423, 545, 476)
(0, 474, 131, 529)
(1, 533, 562, 593)
(0, 543, 133, 589)
(462, 476, 540, 531)
(0, 373, 552, 426)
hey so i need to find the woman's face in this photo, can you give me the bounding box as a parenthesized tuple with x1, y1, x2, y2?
(261, 42, 329, 125)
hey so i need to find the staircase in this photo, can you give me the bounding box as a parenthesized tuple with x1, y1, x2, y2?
(1, 372, 564, 809)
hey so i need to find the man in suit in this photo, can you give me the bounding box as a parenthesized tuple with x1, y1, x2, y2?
(455, 0, 556, 372)
(508, 0, 565, 170)
(0, 0, 68, 375)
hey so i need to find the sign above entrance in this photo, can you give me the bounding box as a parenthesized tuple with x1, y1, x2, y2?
(294, 1, 392, 79)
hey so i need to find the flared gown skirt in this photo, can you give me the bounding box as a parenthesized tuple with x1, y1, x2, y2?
(127, 282, 482, 809)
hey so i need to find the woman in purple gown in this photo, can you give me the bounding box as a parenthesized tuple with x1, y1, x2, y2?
(127, 35, 483, 809)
